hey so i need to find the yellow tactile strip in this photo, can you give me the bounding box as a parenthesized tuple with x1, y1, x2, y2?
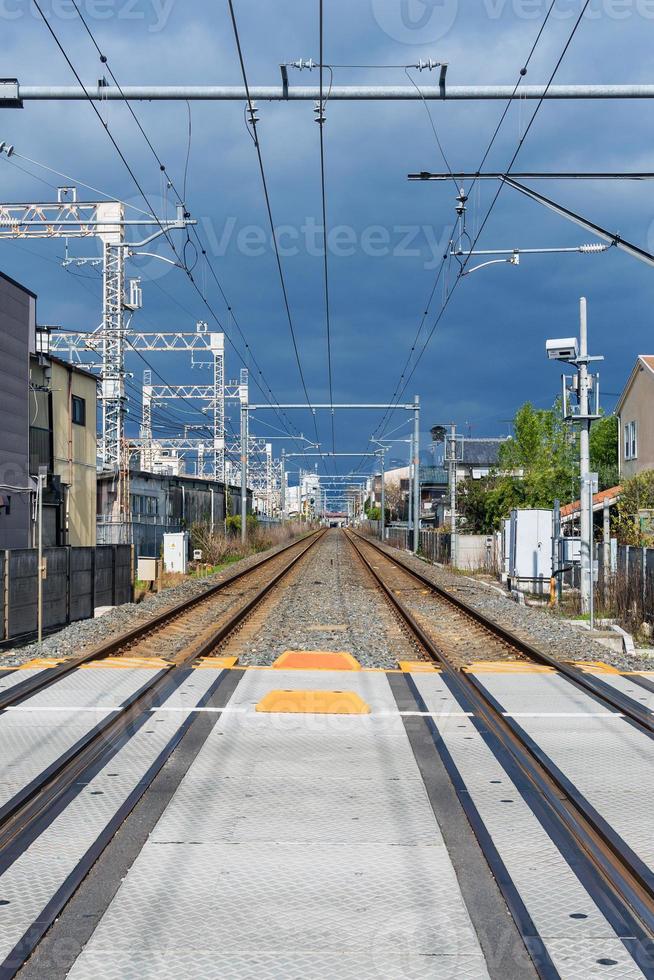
(398, 660, 439, 673)
(80, 657, 172, 670)
(464, 661, 555, 674)
(12, 658, 68, 670)
(194, 656, 239, 669)
(564, 660, 620, 674)
(272, 650, 361, 671)
(256, 689, 370, 714)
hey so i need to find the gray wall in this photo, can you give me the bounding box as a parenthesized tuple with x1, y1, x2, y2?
(0, 273, 35, 549)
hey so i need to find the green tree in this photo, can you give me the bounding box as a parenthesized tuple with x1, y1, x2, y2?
(590, 414, 619, 491)
(458, 402, 580, 533)
(226, 513, 259, 535)
(497, 402, 578, 508)
(613, 470, 654, 545)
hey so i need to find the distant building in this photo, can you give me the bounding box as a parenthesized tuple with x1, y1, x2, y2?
(456, 438, 512, 480)
(30, 348, 98, 546)
(370, 465, 449, 525)
(616, 355, 654, 479)
(0, 271, 36, 548)
(97, 470, 251, 557)
(0, 273, 98, 549)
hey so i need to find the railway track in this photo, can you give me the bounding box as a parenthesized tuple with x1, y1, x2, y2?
(0, 529, 324, 711)
(0, 529, 325, 976)
(347, 529, 654, 732)
(346, 529, 654, 968)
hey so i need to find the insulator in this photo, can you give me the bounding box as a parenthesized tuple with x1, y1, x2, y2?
(0, 142, 14, 157)
(578, 243, 607, 253)
(313, 100, 326, 124)
(247, 102, 259, 125)
(291, 59, 315, 71)
(415, 58, 440, 71)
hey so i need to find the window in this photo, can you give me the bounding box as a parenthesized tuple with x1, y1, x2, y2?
(130, 494, 158, 517)
(71, 395, 86, 426)
(624, 420, 638, 460)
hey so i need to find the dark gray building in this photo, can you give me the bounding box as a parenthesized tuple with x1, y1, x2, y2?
(97, 470, 252, 557)
(0, 272, 36, 548)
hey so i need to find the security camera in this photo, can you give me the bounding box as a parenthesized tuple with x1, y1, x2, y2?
(545, 338, 579, 362)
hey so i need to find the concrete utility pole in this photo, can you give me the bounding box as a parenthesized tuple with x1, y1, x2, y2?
(239, 370, 248, 545)
(380, 448, 386, 542)
(413, 395, 421, 554)
(578, 298, 592, 614)
(37, 466, 47, 647)
(449, 424, 458, 567)
(280, 449, 286, 522)
(549, 299, 603, 615)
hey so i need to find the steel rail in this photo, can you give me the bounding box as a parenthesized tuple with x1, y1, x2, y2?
(345, 530, 654, 953)
(350, 531, 653, 734)
(0, 530, 322, 711)
(0, 531, 325, 853)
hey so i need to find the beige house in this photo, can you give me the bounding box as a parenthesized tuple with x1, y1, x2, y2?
(30, 352, 98, 546)
(616, 355, 654, 479)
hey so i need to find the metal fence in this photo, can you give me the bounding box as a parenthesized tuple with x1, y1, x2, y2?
(365, 522, 452, 564)
(597, 543, 654, 627)
(1, 544, 133, 642)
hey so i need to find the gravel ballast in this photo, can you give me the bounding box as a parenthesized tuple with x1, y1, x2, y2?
(0, 535, 311, 668)
(367, 534, 651, 672)
(227, 530, 420, 668)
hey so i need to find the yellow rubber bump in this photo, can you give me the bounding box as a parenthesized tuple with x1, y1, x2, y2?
(465, 661, 555, 674)
(256, 689, 370, 714)
(80, 657, 171, 669)
(398, 660, 438, 673)
(194, 656, 239, 669)
(273, 650, 361, 671)
(18, 658, 68, 669)
(565, 660, 620, 675)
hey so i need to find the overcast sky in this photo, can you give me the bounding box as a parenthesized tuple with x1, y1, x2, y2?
(1, 1, 652, 474)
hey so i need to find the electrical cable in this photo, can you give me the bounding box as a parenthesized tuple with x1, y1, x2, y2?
(369, 0, 583, 446)
(319, 0, 336, 458)
(389, 0, 594, 411)
(225, 0, 324, 466)
(36, 1, 304, 458)
(66, 0, 307, 451)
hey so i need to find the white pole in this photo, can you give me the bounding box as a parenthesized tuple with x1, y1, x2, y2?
(37, 470, 44, 646)
(579, 297, 591, 614)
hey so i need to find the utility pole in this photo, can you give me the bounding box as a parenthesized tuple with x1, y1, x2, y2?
(280, 449, 286, 522)
(380, 448, 386, 541)
(548, 298, 602, 615)
(407, 434, 413, 540)
(239, 369, 248, 545)
(578, 298, 592, 615)
(413, 395, 421, 554)
(37, 466, 47, 646)
(449, 423, 458, 567)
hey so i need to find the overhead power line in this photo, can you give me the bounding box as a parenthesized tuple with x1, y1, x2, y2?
(33, 0, 307, 450)
(225, 0, 324, 463)
(318, 0, 336, 457)
(387, 0, 595, 412)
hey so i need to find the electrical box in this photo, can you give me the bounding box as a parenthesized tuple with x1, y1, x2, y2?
(138, 557, 161, 583)
(509, 509, 553, 594)
(163, 532, 189, 574)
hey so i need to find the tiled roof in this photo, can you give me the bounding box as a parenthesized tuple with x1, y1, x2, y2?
(560, 485, 622, 519)
(460, 438, 510, 467)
